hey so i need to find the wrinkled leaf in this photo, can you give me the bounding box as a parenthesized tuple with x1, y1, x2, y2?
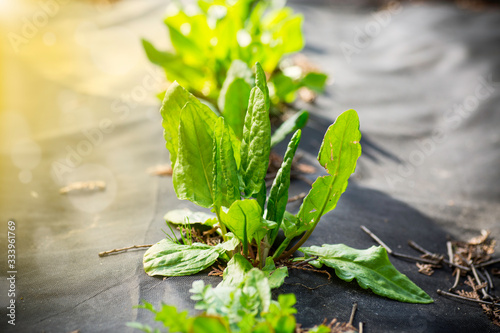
(213, 117, 240, 208)
(192, 257, 273, 326)
(240, 63, 271, 197)
(280, 211, 301, 239)
(270, 111, 308, 148)
(254, 62, 270, 110)
(300, 244, 433, 304)
(138, 260, 298, 332)
(242, 269, 272, 313)
(143, 239, 223, 277)
(173, 102, 216, 208)
(190, 280, 234, 317)
(266, 130, 301, 243)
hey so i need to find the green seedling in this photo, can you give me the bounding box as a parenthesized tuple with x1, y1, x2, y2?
(131, 255, 332, 333)
(142, 0, 328, 111)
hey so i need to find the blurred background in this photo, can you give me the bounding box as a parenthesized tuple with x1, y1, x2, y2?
(1, 0, 165, 150)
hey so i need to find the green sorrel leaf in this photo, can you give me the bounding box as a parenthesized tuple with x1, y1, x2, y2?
(191, 316, 230, 333)
(219, 199, 275, 255)
(165, 22, 205, 66)
(300, 244, 433, 304)
(192, 267, 272, 325)
(173, 102, 216, 208)
(213, 117, 241, 209)
(220, 253, 253, 288)
(159, 82, 218, 167)
(220, 78, 252, 140)
(266, 130, 301, 242)
(142, 39, 205, 93)
(218, 60, 253, 106)
(143, 239, 223, 277)
(295, 110, 361, 235)
(240, 63, 271, 197)
(301, 72, 328, 93)
(262, 257, 288, 289)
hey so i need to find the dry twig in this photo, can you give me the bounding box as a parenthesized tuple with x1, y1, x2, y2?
(361, 226, 441, 265)
(288, 192, 307, 203)
(348, 302, 358, 326)
(98, 244, 153, 257)
(60, 180, 106, 194)
(437, 289, 499, 307)
(148, 164, 173, 176)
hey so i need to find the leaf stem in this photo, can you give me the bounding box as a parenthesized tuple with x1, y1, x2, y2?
(292, 256, 318, 267)
(214, 207, 228, 242)
(277, 220, 318, 260)
(272, 237, 292, 260)
(260, 236, 271, 267)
